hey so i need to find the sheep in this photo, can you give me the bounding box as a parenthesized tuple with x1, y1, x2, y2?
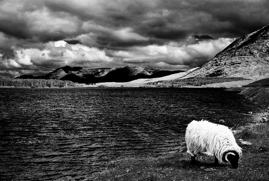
(185, 120, 242, 169)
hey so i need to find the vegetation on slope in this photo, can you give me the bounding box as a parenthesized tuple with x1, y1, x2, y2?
(240, 77, 269, 108)
(240, 88, 269, 108)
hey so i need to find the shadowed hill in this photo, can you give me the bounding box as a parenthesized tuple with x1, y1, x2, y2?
(244, 78, 269, 87)
(16, 66, 182, 84)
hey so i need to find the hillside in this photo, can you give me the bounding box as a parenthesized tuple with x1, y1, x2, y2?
(16, 24, 269, 87)
(185, 24, 269, 79)
(244, 77, 269, 87)
(93, 68, 199, 87)
(16, 66, 182, 84)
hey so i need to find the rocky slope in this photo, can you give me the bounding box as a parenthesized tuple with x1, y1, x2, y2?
(185, 24, 269, 79)
(16, 66, 182, 84)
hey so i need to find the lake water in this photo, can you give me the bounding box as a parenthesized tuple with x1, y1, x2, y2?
(0, 88, 256, 180)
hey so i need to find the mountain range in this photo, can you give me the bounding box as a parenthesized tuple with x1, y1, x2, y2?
(17, 66, 182, 84)
(17, 24, 269, 86)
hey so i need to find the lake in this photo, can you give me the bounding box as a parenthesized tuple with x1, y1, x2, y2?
(0, 88, 256, 180)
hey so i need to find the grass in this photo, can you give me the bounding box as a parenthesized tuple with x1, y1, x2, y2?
(87, 112, 269, 181)
(240, 87, 269, 108)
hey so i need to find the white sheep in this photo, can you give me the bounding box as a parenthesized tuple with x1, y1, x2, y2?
(185, 120, 242, 168)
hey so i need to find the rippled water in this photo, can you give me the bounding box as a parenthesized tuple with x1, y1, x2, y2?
(0, 88, 256, 180)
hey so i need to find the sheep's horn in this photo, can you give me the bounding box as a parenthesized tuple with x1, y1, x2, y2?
(223, 151, 239, 169)
(222, 151, 238, 162)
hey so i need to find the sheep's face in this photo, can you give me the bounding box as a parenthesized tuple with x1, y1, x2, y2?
(224, 151, 239, 169)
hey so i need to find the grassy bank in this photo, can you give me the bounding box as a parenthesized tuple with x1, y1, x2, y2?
(87, 85, 269, 181)
(240, 87, 269, 108)
(87, 111, 269, 181)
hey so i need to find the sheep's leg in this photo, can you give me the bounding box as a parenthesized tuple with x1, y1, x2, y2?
(191, 156, 196, 164)
(187, 150, 196, 164)
(215, 156, 219, 165)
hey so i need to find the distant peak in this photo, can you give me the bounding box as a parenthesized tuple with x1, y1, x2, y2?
(64, 39, 81, 45)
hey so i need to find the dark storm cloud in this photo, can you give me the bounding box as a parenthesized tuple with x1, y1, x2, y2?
(0, 0, 268, 46)
(0, 19, 30, 40)
(45, 0, 157, 47)
(0, 0, 268, 78)
(190, 0, 269, 37)
(138, 17, 190, 40)
(0, 0, 86, 43)
(135, 0, 269, 40)
(193, 35, 214, 41)
(0, 48, 14, 59)
(64, 39, 81, 45)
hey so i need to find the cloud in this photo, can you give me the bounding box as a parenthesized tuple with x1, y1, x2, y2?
(0, 0, 82, 41)
(0, 0, 268, 43)
(168, 38, 234, 67)
(190, 0, 269, 37)
(0, 37, 233, 78)
(0, 40, 114, 78)
(19, 41, 112, 67)
(25, 8, 82, 41)
(0, 0, 268, 78)
(109, 38, 233, 68)
(0, 70, 21, 79)
(112, 28, 149, 42)
(80, 23, 150, 48)
(135, 0, 269, 40)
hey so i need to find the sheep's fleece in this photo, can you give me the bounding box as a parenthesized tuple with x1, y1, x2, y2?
(185, 120, 242, 164)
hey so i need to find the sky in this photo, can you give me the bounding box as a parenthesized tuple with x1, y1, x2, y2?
(0, 0, 269, 78)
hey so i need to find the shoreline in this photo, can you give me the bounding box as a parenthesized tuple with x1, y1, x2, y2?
(89, 109, 269, 181)
(88, 87, 269, 180)
(0, 76, 258, 89)
(2, 83, 269, 180)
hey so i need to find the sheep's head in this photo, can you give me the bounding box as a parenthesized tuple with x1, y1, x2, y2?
(223, 151, 240, 169)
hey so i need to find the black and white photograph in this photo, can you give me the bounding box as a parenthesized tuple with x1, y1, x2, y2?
(0, 0, 269, 180)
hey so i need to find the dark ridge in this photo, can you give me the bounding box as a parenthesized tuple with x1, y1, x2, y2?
(16, 66, 182, 84)
(243, 78, 269, 87)
(15, 75, 35, 79)
(60, 74, 85, 83)
(64, 39, 81, 45)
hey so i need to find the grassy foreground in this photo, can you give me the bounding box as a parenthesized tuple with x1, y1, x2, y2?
(88, 111, 269, 181)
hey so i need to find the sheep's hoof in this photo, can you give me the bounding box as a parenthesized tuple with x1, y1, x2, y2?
(191, 156, 196, 164)
(215, 157, 219, 165)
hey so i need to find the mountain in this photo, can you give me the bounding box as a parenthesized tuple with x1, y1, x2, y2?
(185, 24, 269, 79)
(16, 66, 182, 84)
